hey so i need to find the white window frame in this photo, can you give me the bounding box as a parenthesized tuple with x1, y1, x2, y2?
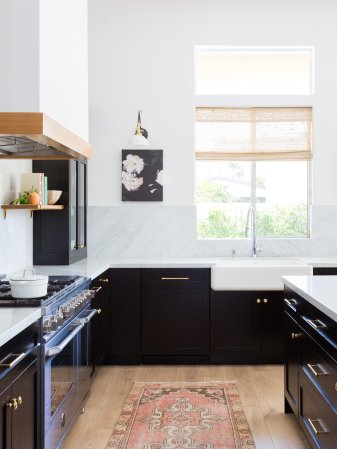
(194, 46, 314, 239)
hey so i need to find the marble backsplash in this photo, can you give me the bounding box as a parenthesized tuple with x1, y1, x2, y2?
(87, 204, 337, 259)
(0, 160, 32, 274)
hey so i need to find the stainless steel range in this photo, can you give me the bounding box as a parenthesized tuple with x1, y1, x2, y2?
(0, 274, 99, 449)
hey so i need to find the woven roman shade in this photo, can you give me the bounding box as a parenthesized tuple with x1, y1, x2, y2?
(195, 107, 312, 161)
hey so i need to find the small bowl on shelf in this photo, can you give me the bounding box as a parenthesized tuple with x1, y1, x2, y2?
(47, 190, 63, 205)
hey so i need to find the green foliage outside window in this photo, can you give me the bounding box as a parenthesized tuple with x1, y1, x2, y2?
(197, 180, 308, 238)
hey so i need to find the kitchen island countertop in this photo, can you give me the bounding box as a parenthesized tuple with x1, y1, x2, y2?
(283, 275, 337, 323)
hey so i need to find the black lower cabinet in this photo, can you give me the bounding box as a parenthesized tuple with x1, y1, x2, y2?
(210, 290, 284, 363)
(0, 323, 40, 449)
(106, 269, 141, 364)
(141, 269, 210, 363)
(91, 272, 110, 370)
(284, 285, 337, 449)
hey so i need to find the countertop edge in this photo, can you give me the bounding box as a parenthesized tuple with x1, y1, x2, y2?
(0, 308, 42, 348)
(282, 276, 337, 323)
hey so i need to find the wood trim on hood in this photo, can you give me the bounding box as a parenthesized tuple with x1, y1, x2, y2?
(0, 112, 92, 160)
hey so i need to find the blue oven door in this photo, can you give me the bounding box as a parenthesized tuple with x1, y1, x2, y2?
(44, 320, 82, 449)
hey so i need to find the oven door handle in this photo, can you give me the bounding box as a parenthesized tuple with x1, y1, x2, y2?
(45, 323, 84, 357)
(79, 309, 99, 324)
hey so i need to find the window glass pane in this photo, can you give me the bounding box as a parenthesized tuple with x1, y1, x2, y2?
(195, 49, 313, 95)
(196, 161, 251, 238)
(255, 161, 308, 237)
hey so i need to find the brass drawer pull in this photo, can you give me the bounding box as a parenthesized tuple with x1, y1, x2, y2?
(307, 363, 327, 377)
(307, 418, 328, 435)
(99, 278, 109, 283)
(161, 277, 190, 280)
(91, 286, 102, 293)
(256, 298, 261, 304)
(263, 298, 268, 304)
(307, 319, 326, 330)
(291, 332, 302, 339)
(0, 352, 25, 368)
(285, 298, 297, 307)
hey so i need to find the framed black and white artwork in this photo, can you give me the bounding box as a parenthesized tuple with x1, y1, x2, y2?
(121, 149, 163, 201)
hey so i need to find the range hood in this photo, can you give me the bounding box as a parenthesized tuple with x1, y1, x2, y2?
(0, 112, 92, 160)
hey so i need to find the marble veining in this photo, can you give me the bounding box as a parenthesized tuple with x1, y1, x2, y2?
(88, 205, 337, 259)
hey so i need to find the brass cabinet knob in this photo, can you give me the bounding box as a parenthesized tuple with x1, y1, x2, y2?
(263, 298, 268, 304)
(99, 278, 109, 284)
(96, 308, 102, 315)
(291, 332, 302, 339)
(256, 298, 261, 304)
(6, 398, 19, 410)
(17, 396, 23, 406)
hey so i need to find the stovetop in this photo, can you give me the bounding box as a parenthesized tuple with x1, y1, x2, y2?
(0, 275, 85, 308)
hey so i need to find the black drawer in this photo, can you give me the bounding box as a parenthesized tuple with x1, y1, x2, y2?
(302, 333, 337, 412)
(141, 268, 210, 289)
(299, 370, 337, 449)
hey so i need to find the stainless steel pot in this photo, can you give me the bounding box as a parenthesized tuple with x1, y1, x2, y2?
(9, 268, 48, 298)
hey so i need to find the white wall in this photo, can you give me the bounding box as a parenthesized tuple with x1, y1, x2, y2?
(0, 0, 89, 274)
(88, 0, 337, 207)
(0, 0, 40, 274)
(39, 0, 89, 140)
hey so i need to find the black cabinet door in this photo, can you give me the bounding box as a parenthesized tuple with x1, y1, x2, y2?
(33, 160, 87, 265)
(142, 287, 209, 356)
(11, 359, 38, 449)
(259, 291, 284, 361)
(107, 269, 141, 364)
(210, 290, 284, 364)
(0, 385, 11, 449)
(284, 312, 303, 416)
(210, 291, 260, 363)
(91, 273, 109, 368)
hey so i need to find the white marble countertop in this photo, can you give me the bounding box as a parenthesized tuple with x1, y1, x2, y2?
(282, 275, 337, 322)
(28, 256, 337, 280)
(0, 308, 41, 348)
(2, 256, 337, 348)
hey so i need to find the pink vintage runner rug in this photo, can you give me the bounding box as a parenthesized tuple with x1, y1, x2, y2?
(106, 382, 256, 449)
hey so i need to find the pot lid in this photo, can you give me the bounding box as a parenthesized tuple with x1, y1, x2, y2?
(10, 268, 48, 282)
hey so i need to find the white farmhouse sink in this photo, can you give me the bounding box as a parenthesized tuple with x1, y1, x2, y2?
(211, 258, 313, 291)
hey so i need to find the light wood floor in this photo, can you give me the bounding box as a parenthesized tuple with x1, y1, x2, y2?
(62, 365, 309, 449)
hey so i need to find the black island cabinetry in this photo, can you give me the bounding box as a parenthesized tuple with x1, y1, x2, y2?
(284, 285, 337, 449)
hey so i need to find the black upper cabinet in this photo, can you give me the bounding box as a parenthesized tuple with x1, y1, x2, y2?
(33, 160, 87, 265)
(210, 290, 284, 364)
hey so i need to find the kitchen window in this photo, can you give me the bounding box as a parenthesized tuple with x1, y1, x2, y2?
(195, 47, 313, 239)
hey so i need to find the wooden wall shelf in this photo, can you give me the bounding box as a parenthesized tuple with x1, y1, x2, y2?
(1, 204, 64, 219)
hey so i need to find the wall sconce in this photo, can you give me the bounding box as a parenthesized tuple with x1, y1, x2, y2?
(129, 109, 148, 147)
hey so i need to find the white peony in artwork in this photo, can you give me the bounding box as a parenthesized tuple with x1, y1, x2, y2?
(122, 171, 144, 191)
(122, 154, 145, 174)
(122, 150, 163, 201)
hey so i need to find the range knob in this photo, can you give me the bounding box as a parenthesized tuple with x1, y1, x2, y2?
(43, 320, 52, 334)
(49, 316, 59, 331)
(62, 305, 72, 318)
